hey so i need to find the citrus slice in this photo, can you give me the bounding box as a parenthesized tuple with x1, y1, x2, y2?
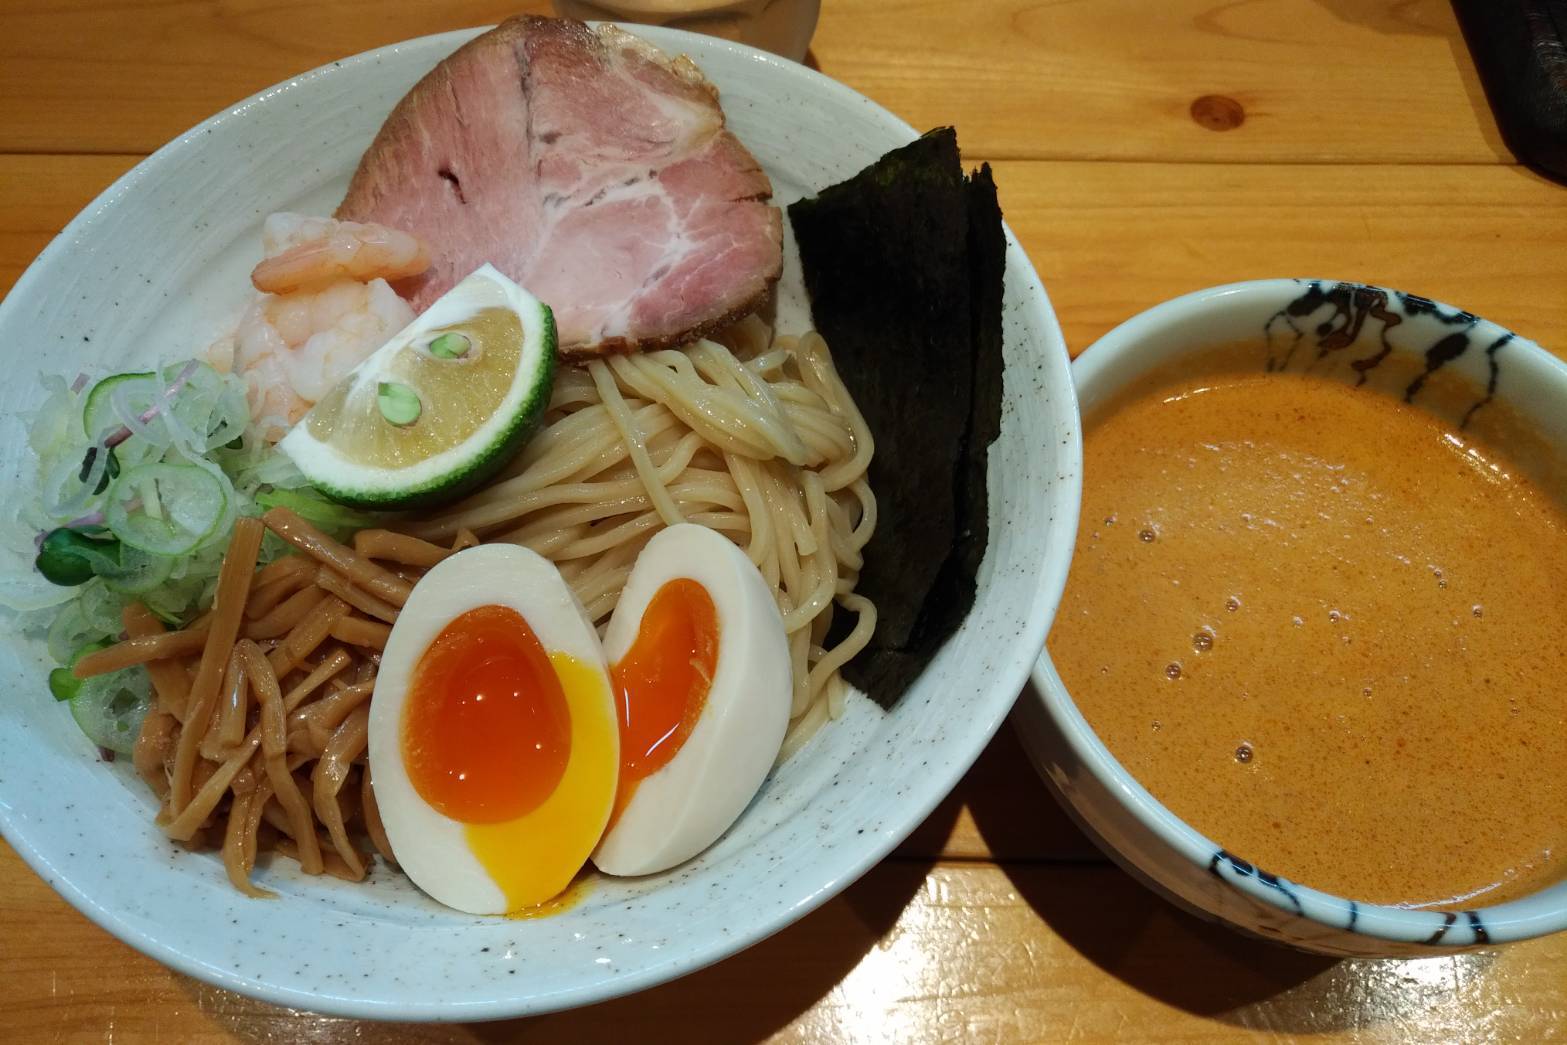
(278, 264, 556, 508)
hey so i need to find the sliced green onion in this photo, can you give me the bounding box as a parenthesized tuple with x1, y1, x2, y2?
(428, 332, 471, 359)
(70, 665, 151, 755)
(47, 600, 93, 665)
(82, 371, 156, 442)
(105, 461, 228, 556)
(100, 544, 176, 595)
(377, 382, 422, 426)
(23, 360, 312, 722)
(139, 468, 164, 521)
(36, 528, 121, 587)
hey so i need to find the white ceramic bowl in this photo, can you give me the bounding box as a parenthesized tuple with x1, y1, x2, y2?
(1016, 278, 1567, 956)
(0, 25, 1081, 1018)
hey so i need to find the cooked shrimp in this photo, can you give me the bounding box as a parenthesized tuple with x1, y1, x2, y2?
(226, 278, 414, 432)
(250, 213, 430, 295)
(210, 214, 426, 436)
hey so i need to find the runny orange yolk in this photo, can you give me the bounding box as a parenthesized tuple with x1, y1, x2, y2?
(608, 579, 719, 818)
(401, 604, 572, 824)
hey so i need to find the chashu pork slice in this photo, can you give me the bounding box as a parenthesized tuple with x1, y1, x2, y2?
(336, 16, 783, 358)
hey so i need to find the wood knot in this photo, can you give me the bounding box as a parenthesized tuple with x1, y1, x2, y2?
(1190, 94, 1245, 131)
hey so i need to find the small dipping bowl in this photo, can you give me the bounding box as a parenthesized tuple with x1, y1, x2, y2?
(1015, 278, 1567, 956)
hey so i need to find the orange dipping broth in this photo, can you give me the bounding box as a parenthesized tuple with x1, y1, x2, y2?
(1048, 352, 1567, 909)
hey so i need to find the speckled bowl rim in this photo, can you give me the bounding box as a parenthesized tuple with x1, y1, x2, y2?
(1030, 278, 1567, 947)
(0, 24, 1080, 1019)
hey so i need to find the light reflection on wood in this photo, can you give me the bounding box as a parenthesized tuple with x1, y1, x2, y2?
(6, 836, 1566, 1042)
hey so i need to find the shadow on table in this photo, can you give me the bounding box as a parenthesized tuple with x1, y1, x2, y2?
(905, 720, 1103, 862)
(192, 802, 954, 1045)
(966, 723, 1359, 1034)
(498, 856, 939, 1044)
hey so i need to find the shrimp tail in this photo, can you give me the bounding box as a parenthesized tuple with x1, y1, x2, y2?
(250, 217, 431, 295)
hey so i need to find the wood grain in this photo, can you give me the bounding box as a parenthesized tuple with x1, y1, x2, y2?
(0, 0, 1508, 163)
(813, 0, 1508, 165)
(986, 159, 1567, 356)
(0, 153, 138, 296)
(6, 838, 1566, 1043)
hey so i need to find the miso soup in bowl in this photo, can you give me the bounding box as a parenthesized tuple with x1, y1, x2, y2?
(1016, 279, 1567, 955)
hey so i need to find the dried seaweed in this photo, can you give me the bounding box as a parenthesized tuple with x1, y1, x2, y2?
(790, 128, 1006, 707)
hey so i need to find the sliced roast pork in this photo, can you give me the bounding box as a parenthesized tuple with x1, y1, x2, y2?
(336, 16, 783, 358)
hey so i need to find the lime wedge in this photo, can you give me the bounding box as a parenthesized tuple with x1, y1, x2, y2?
(278, 264, 556, 508)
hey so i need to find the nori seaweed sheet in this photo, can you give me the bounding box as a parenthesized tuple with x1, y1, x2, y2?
(788, 128, 1006, 708)
(915, 161, 1005, 649)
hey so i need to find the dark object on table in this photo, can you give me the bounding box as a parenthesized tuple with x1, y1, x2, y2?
(1453, 0, 1567, 184)
(789, 127, 1006, 708)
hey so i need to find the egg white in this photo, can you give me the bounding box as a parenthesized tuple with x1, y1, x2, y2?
(368, 543, 614, 914)
(593, 523, 791, 877)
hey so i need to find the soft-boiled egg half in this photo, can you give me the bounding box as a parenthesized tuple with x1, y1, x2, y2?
(594, 523, 791, 877)
(368, 524, 793, 913)
(368, 544, 619, 915)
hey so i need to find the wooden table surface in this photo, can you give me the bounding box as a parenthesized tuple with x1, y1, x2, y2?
(4, 1, 1567, 1041)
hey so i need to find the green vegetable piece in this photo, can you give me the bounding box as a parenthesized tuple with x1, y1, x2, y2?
(36, 527, 121, 586)
(429, 332, 472, 359)
(77, 445, 120, 495)
(256, 487, 377, 533)
(49, 639, 112, 701)
(377, 381, 422, 427)
(49, 667, 81, 702)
